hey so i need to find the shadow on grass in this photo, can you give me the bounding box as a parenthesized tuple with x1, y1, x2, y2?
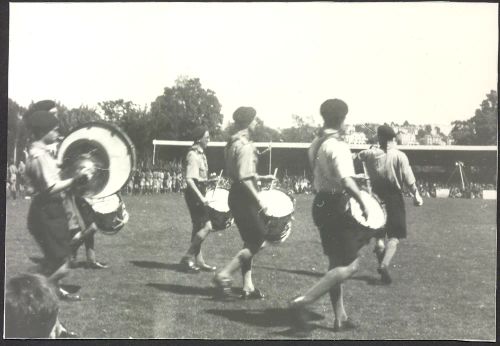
(255, 265, 324, 278)
(147, 283, 215, 296)
(351, 274, 386, 286)
(205, 307, 324, 329)
(130, 260, 182, 272)
(146, 283, 244, 302)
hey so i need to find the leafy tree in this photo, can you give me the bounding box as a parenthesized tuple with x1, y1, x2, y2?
(7, 98, 27, 162)
(450, 90, 498, 145)
(98, 99, 141, 123)
(280, 114, 318, 142)
(149, 77, 224, 141)
(220, 117, 281, 142)
(57, 104, 101, 136)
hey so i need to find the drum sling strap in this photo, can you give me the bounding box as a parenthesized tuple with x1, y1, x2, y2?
(310, 131, 340, 190)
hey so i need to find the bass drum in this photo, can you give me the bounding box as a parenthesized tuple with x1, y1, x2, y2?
(346, 190, 387, 232)
(206, 188, 233, 231)
(258, 189, 295, 245)
(58, 122, 136, 199)
(85, 194, 129, 235)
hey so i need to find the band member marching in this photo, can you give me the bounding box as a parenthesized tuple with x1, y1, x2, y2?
(23, 100, 96, 301)
(213, 107, 275, 299)
(179, 126, 217, 273)
(288, 99, 374, 334)
(356, 125, 423, 284)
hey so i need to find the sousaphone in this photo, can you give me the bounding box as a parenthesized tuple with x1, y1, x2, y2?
(58, 122, 136, 199)
(58, 122, 136, 235)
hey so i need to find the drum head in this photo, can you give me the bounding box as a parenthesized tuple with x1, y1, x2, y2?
(58, 122, 136, 199)
(206, 188, 230, 212)
(86, 194, 121, 214)
(349, 190, 386, 230)
(258, 190, 294, 217)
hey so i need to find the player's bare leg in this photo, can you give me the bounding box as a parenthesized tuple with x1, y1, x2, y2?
(379, 237, 399, 284)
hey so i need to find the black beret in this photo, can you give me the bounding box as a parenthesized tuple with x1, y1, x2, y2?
(32, 100, 57, 112)
(233, 107, 256, 128)
(27, 110, 59, 138)
(377, 125, 397, 141)
(23, 100, 57, 123)
(319, 99, 348, 123)
(192, 125, 208, 141)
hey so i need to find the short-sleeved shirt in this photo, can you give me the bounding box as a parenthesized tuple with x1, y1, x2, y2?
(225, 129, 258, 182)
(308, 129, 355, 193)
(25, 142, 60, 194)
(185, 144, 208, 182)
(26, 141, 84, 230)
(357, 143, 416, 192)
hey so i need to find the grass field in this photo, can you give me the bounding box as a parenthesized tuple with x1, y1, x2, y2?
(4, 194, 497, 340)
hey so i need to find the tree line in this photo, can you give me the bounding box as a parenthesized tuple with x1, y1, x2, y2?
(6, 76, 497, 162)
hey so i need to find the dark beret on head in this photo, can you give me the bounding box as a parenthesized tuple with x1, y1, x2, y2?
(320, 99, 348, 126)
(33, 100, 57, 112)
(192, 125, 208, 141)
(27, 110, 59, 139)
(377, 125, 397, 142)
(233, 107, 256, 128)
(23, 100, 57, 123)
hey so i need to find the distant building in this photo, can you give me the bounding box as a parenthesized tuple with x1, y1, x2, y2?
(397, 131, 419, 145)
(344, 131, 368, 144)
(423, 134, 447, 145)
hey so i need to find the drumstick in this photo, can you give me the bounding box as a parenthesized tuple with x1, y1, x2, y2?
(269, 168, 278, 190)
(212, 169, 223, 199)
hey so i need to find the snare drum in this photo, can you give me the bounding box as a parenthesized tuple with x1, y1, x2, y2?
(346, 190, 386, 232)
(258, 189, 295, 244)
(206, 188, 233, 231)
(86, 194, 129, 235)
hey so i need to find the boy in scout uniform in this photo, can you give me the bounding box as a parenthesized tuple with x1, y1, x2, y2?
(213, 107, 274, 299)
(357, 125, 423, 284)
(288, 99, 373, 334)
(180, 126, 217, 273)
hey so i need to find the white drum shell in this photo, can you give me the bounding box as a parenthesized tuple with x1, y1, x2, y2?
(58, 124, 134, 199)
(348, 190, 386, 230)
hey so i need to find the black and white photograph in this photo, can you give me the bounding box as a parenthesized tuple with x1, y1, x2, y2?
(3, 1, 498, 340)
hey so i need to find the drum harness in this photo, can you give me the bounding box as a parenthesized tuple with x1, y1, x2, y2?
(310, 131, 344, 208)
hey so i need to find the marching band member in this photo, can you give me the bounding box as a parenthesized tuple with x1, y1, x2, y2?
(288, 99, 371, 334)
(23, 100, 95, 301)
(8, 159, 18, 200)
(357, 125, 423, 284)
(213, 107, 274, 299)
(179, 126, 217, 273)
(5, 273, 77, 338)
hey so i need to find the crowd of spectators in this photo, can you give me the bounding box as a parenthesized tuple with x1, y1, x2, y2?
(410, 180, 496, 199)
(6, 158, 496, 200)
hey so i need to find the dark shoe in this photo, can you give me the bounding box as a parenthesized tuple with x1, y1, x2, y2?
(241, 288, 265, 300)
(212, 275, 232, 297)
(333, 318, 357, 332)
(288, 300, 314, 335)
(180, 258, 200, 273)
(197, 263, 217, 272)
(378, 266, 392, 284)
(60, 292, 81, 302)
(87, 261, 108, 269)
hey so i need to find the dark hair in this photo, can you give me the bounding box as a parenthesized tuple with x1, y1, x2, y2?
(377, 125, 397, 146)
(320, 99, 348, 129)
(4, 274, 59, 338)
(233, 106, 256, 129)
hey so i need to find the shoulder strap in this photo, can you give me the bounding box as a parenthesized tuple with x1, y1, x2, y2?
(310, 133, 338, 172)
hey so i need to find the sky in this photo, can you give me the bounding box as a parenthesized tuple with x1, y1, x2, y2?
(8, 2, 498, 130)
